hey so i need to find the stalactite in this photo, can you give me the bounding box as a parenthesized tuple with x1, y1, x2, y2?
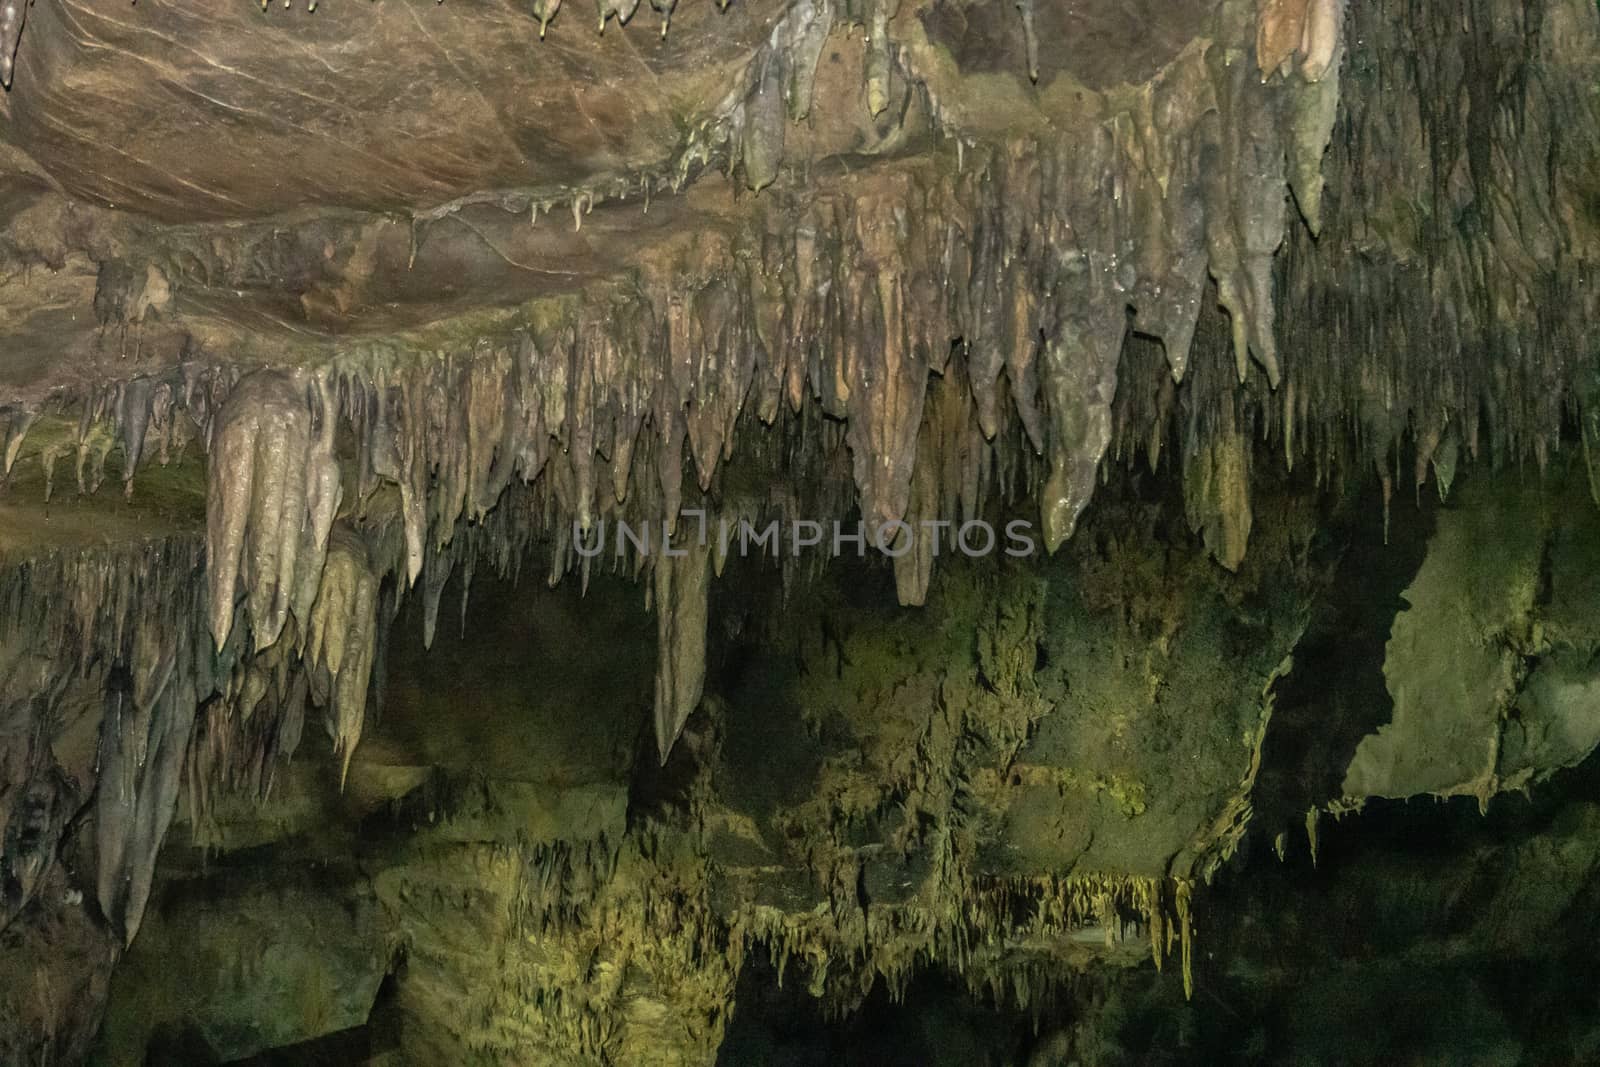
(206, 368, 342, 652)
(781, 0, 833, 121)
(533, 0, 562, 38)
(892, 426, 939, 607)
(1183, 409, 1254, 572)
(652, 543, 710, 765)
(650, 0, 676, 38)
(863, 0, 895, 116)
(306, 526, 382, 788)
(1175, 878, 1194, 1000)
(1262, 0, 1596, 489)
(0, 679, 73, 929)
(1256, 0, 1347, 83)
(1203, 51, 1287, 388)
(0, 0, 26, 89)
(595, 0, 641, 33)
(0, 7, 1590, 1056)
(2, 409, 35, 477)
(739, 54, 786, 192)
(0, 534, 220, 960)
(420, 547, 455, 653)
(1583, 375, 1600, 509)
(1257, 0, 1312, 76)
(844, 187, 930, 538)
(95, 624, 203, 947)
(1298, 0, 1346, 82)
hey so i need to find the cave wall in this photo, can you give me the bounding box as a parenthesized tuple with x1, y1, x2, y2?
(60, 455, 1598, 1065)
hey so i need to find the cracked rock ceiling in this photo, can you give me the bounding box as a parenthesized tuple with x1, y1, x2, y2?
(0, 0, 1598, 1062)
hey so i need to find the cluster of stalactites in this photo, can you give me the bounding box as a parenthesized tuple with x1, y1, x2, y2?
(20, 0, 1359, 621)
(94, 6, 1352, 760)
(0, 538, 208, 681)
(206, 367, 342, 652)
(184, 628, 308, 839)
(1229, 0, 1600, 509)
(198, 357, 410, 790)
(741, 871, 1197, 1008)
(0, 525, 370, 944)
(0, 518, 390, 949)
(729, 0, 834, 192)
(187, 519, 391, 832)
(0, 534, 221, 950)
(0, 363, 227, 510)
(31, 0, 1600, 777)
(95, 612, 206, 947)
(306, 525, 386, 786)
(0, 537, 210, 947)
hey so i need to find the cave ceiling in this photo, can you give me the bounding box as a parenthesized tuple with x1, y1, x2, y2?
(0, 0, 1336, 385)
(1, 0, 1209, 220)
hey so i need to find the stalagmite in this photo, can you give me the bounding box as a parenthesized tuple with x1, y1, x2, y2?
(652, 544, 710, 765)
